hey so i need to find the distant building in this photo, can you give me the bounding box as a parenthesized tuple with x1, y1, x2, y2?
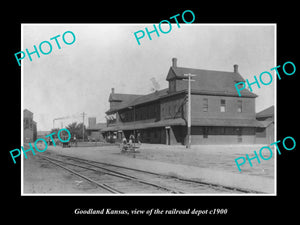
(37, 131, 50, 140)
(255, 105, 275, 144)
(102, 58, 265, 145)
(86, 117, 106, 141)
(23, 109, 37, 143)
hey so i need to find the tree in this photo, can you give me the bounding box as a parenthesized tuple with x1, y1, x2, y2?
(49, 128, 60, 138)
(66, 122, 87, 140)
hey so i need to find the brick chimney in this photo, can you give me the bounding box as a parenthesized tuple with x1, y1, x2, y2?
(172, 58, 177, 68)
(234, 64, 239, 73)
(111, 88, 115, 94)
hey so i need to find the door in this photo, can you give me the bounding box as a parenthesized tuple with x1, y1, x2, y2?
(165, 127, 170, 145)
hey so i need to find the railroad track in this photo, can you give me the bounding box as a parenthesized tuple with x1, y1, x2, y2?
(38, 153, 261, 194)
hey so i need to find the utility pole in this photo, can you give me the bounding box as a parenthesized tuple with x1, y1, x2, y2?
(80, 112, 86, 142)
(183, 73, 196, 149)
(128, 106, 136, 138)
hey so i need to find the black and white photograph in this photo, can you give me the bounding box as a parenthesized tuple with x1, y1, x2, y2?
(21, 24, 276, 195)
(4, 5, 298, 220)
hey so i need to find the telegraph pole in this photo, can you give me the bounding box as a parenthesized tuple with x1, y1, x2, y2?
(80, 112, 86, 142)
(183, 73, 196, 149)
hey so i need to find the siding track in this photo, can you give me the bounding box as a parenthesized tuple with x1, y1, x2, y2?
(38, 153, 261, 194)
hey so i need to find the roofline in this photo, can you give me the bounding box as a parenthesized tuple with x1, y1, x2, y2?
(170, 66, 245, 76)
(256, 106, 274, 117)
(191, 90, 257, 98)
(106, 90, 186, 114)
(106, 88, 257, 114)
(256, 114, 274, 118)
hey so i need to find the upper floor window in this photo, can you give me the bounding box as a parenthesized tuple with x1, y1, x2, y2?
(220, 99, 226, 112)
(237, 100, 242, 112)
(203, 98, 208, 112)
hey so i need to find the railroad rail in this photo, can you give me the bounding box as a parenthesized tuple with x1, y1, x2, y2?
(40, 156, 122, 194)
(38, 155, 183, 194)
(38, 153, 262, 194)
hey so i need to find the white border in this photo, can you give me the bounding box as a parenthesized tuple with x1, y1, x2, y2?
(21, 24, 24, 195)
(21, 23, 277, 196)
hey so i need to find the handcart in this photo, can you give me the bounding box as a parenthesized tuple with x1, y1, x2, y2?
(120, 142, 141, 153)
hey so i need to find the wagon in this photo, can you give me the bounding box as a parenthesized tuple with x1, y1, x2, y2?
(120, 142, 141, 153)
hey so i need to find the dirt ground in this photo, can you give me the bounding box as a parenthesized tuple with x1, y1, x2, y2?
(23, 154, 102, 194)
(117, 144, 275, 178)
(22, 142, 275, 194)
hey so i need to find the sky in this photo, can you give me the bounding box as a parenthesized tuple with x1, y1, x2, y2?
(22, 24, 275, 131)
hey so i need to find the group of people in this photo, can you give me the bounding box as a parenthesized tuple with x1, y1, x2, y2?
(122, 133, 141, 147)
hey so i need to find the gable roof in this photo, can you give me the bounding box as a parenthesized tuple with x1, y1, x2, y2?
(106, 88, 171, 114)
(256, 105, 274, 118)
(108, 93, 143, 112)
(109, 93, 142, 102)
(23, 109, 33, 118)
(167, 66, 257, 98)
(106, 64, 258, 114)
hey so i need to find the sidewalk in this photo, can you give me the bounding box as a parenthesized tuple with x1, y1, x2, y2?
(48, 145, 275, 194)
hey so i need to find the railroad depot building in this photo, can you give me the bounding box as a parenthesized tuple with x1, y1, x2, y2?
(101, 58, 267, 145)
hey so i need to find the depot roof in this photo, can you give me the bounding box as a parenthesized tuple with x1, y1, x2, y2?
(101, 117, 264, 132)
(256, 105, 274, 118)
(106, 63, 257, 114)
(167, 66, 257, 98)
(101, 118, 186, 132)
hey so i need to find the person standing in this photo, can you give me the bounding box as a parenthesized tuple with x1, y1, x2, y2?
(137, 133, 141, 144)
(74, 135, 77, 147)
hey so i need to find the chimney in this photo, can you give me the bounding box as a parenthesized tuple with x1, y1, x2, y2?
(233, 64, 238, 73)
(172, 58, 177, 68)
(111, 88, 115, 94)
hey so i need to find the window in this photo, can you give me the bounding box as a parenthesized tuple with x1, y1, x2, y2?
(154, 130, 158, 138)
(203, 127, 208, 138)
(203, 98, 208, 112)
(220, 99, 226, 112)
(129, 111, 133, 121)
(237, 100, 242, 112)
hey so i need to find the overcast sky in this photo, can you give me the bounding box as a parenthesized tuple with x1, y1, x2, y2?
(22, 24, 275, 131)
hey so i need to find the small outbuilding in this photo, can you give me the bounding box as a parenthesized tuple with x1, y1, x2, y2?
(255, 105, 275, 145)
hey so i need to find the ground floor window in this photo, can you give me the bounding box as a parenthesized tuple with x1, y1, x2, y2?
(237, 128, 242, 142)
(203, 127, 208, 138)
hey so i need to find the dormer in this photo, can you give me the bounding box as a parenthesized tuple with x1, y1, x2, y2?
(166, 58, 187, 93)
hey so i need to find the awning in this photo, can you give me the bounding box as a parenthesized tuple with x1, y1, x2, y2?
(257, 120, 273, 128)
(100, 126, 119, 132)
(192, 118, 264, 127)
(101, 118, 186, 132)
(101, 118, 264, 132)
